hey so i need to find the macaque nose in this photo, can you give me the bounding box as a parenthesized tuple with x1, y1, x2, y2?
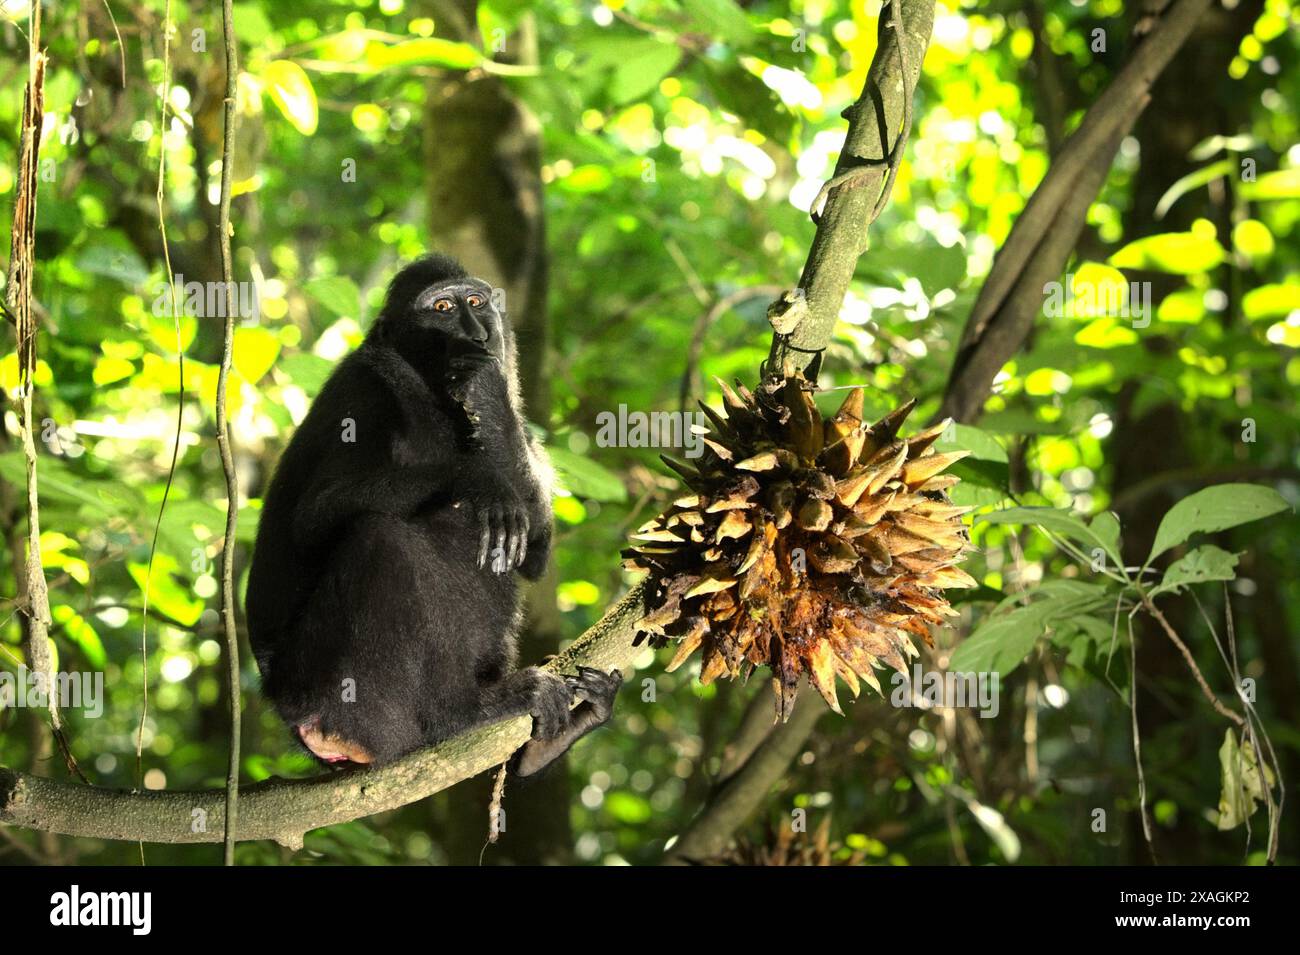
(465, 314, 489, 344)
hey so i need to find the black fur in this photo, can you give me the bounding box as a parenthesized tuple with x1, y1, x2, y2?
(245, 254, 620, 774)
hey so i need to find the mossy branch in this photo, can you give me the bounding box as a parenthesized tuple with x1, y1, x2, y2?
(0, 585, 647, 848)
(767, 0, 934, 375)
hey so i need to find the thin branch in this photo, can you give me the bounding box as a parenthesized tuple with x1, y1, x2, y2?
(135, 0, 187, 865)
(1219, 590, 1281, 864)
(663, 237, 709, 306)
(715, 683, 782, 783)
(215, 0, 242, 866)
(1140, 592, 1245, 727)
(1127, 610, 1157, 863)
(869, 0, 913, 221)
(5, 1, 66, 764)
(1190, 588, 1283, 863)
(100, 0, 126, 89)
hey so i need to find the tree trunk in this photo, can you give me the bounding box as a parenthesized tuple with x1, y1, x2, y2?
(420, 1, 569, 863)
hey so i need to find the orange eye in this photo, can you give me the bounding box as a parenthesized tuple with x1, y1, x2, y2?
(467, 294, 484, 308)
(433, 299, 454, 312)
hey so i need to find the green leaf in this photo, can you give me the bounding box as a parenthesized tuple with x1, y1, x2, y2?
(127, 555, 204, 628)
(1232, 219, 1274, 259)
(1239, 168, 1300, 201)
(1242, 282, 1300, 321)
(1147, 484, 1291, 563)
(1154, 545, 1239, 595)
(947, 479, 1009, 509)
(0, 453, 141, 520)
(1216, 729, 1275, 831)
(1188, 133, 1256, 160)
(939, 425, 1009, 505)
(609, 39, 681, 104)
(979, 506, 1088, 537)
(855, 240, 966, 296)
(1153, 159, 1233, 220)
(557, 580, 600, 606)
(553, 495, 586, 525)
(1061, 614, 1117, 671)
(232, 3, 274, 45)
(604, 791, 653, 824)
(1074, 317, 1139, 348)
(304, 275, 362, 319)
(51, 605, 106, 670)
(936, 423, 1007, 462)
(682, 0, 753, 44)
(1090, 511, 1122, 557)
(233, 326, 281, 385)
(950, 581, 1110, 678)
(991, 578, 1109, 615)
(93, 355, 135, 387)
(977, 506, 1121, 568)
(153, 498, 226, 560)
(699, 60, 794, 141)
(949, 601, 1057, 676)
(964, 799, 1021, 863)
(314, 30, 369, 64)
(77, 244, 150, 287)
(1108, 231, 1226, 274)
(913, 242, 969, 296)
(279, 352, 334, 396)
(557, 164, 614, 194)
(262, 60, 318, 136)
(237, 504, 261, 544)
(365, 38, 483, 70)
(948, 458, 1009, 490)
(547, 447, 627, 503)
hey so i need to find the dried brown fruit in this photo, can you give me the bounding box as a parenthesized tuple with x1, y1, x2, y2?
(624, 374, 974, 720)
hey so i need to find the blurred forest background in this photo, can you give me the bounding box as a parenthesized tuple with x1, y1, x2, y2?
(1, 0, 1298, 866)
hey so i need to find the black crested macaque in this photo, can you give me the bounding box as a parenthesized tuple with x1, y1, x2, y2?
(245, 255, 621, 775)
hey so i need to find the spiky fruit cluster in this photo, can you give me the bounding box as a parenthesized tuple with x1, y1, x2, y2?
(624, 376, 975, 720)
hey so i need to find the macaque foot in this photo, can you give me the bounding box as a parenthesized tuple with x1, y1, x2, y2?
(510, 667, 624, 777)
(564, 666, 623, 725)
(520, 667, 574, 740)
